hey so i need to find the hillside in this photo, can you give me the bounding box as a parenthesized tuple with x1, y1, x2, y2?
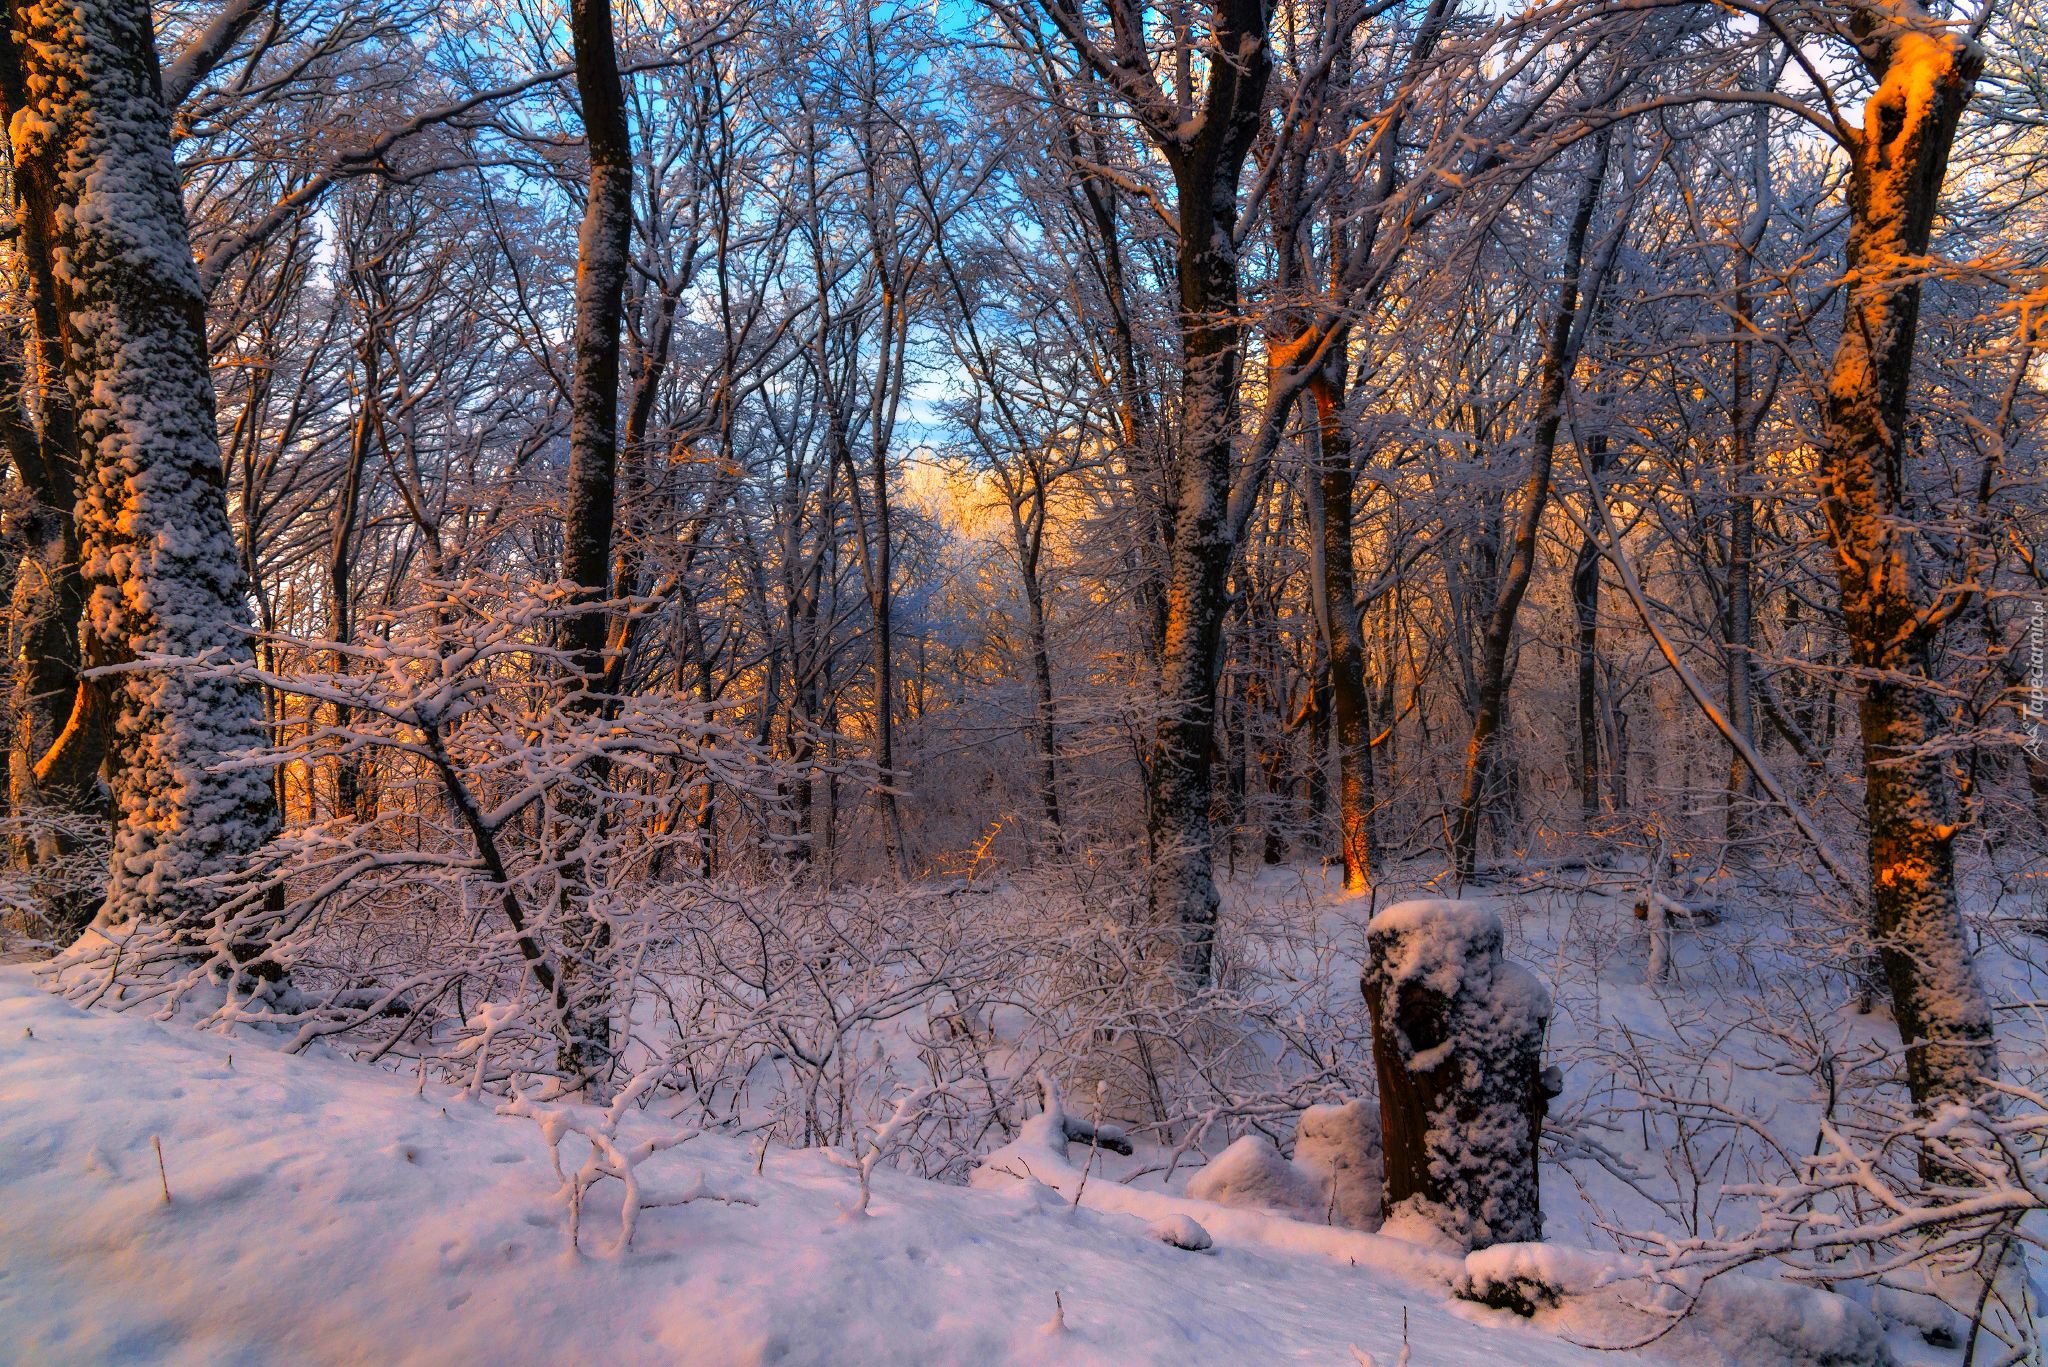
(0, 963, 1935, 1367)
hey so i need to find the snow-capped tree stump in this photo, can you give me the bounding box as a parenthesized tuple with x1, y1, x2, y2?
(1363, 900, 1552, 1248)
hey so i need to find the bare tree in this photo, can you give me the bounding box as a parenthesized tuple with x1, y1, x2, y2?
(1449, 130, 1625, 882)
(1021, 0, 1274, 986)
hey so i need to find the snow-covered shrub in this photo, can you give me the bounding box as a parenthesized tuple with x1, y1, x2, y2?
(990, 856, 1380, 1159)
(40, 578, 780, 1068)
(0, 807, 106, 946)
(635, 879, 1021, 1173)
(1546, 964, 2042, 1361)
(498, 1059, 754, 1254)
(828, 1083, 943, 1217)
(1456, 1242, 1890, 1365)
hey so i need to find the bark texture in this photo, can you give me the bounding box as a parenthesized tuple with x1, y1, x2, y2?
(561, 0, 634, 678)
(0, 38, 101, 935)
(1571, 434, 1607, 821)
(1308, 353, 1376, 889)
(1364, 899, 1551, 1249)
(1819, 7, 1995, 1130)
(1, 0, 274, 938)
(1107, 0, 1272, 989)
(555, 0, 635, 1085)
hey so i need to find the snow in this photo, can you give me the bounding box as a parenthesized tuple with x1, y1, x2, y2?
(1182, 1134, 1328, 1221)
(1455, 1242, 1892, 1367)
(1145, 1213, 1213, 1250)
(0, 961, 1882, 1367)
(1366, 900, 1554, 1031)
(1295, 1099, 1386, 1231)
(3, 852, 1990, 1367)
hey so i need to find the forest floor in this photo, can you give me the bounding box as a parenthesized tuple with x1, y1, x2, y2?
(0, 869, 1988, 1366)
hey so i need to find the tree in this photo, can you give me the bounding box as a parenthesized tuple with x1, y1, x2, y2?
(1448, 130, 1624, 882)
(561, 0, 635, 690)
(0, 0, 276, 955)
(1029, 0, 1274, 987)
(1817, 0, 1996, 1135)
(551, 0, 637, 1086)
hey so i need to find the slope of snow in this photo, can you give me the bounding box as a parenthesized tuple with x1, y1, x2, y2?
(0, 963, 1861, 1367)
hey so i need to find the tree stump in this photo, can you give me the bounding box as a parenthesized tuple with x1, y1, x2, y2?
(1363, 899, 1552, 1248)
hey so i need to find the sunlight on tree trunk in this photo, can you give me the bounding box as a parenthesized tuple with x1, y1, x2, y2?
(1819, 2, 1995, 1145)
(0, 0, 274, 950)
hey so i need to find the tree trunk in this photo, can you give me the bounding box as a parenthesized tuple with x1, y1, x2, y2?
(561, 0, 633, 679)
(1139, 0, 1272, 990)
(1723, 119, 1768, 839)
(1724, 431, 1757, 837)
(0, 335, 98, 933)
(1037, 0, 1273, 984)
(0, 0, 274, 948)
(1014, 503, 1065, 844)
(1819, 6, 1994, 1137)
(330, 334, 378, 824)
(0, 43, 100, 937)
(868, 430, 907, 880)
(1306, 348, 1377, 889)
(1572, 433, 1608, 822)
(1451, 135, 1612, 881)
(555, 0, 634, 1086)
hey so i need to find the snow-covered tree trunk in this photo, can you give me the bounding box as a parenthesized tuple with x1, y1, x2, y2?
(1146, 233, 1249, 986)
(1363, 900, 1551, 1249)
(0, 0, 275, 944)
(1120, 0, 1272, 989)
(554, 0, 636, 1087)
(1818, 5, 1995, 1143)
(0, 45, 100, 935)
(0, 332, 96, 925)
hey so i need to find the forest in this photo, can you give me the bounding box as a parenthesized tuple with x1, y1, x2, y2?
(2, 0, 2046, 1357)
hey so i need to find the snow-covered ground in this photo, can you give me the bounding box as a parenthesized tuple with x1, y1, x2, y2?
(0, 951, 1947, 1367)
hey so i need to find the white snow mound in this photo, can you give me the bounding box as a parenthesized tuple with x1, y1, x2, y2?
(1459, 1242, 1889, 1367)
(1182, 1134, 1326, 1221)
(1294, 1099, 1384, 1230)
(1146, 1213, 1212, 1251)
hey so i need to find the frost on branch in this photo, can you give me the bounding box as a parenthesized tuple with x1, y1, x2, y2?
(830, 1083, 943, 1219)
(1364, 899, 1550, 1249)
(43, 578, 782, 1048)
(499, 1057, 754, 1255)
